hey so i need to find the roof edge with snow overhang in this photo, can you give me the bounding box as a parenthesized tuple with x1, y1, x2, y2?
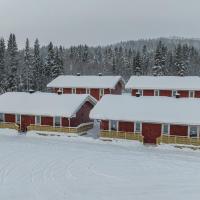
(90, 94, 200, 126)
(125, 76, 200, 91)
(47, 75, 125, 89)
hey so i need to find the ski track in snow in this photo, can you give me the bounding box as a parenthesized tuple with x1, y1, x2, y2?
(0, 130, 200, 200)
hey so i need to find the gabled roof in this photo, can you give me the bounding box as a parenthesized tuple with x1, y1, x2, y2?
(47, 75, 124, 89)
(125, 76, 200, 90)
(90, 95, 200, 125)
(0, 92, 97, 118)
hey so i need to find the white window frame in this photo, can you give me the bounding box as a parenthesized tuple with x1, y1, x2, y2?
(99, 89, 104, 97)
(188, 125, 199, 138)
(109, 120, 118, 131)
(72, 88, 76, 94)
(189, 90, 195, 98)
(134, 121, 142, 133)
(154, 90, 160, 96)
(15, 114, 21, 124)
(162, 124, 170, 135)
(138, 89, 143, 96)
(0, 113, 4, 122)
(54, 116, 61, 127)
(86, 88, 90, 94)
(35, 116, 41, 125)
(172, 90, 177, 97)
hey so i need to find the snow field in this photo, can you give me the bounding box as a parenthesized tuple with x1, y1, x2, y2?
(0, 129, 200, 200)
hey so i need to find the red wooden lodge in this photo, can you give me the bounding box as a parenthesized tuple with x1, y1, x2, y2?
(90, 95, 200, 145)
(0, 92, 97, 134)
(126, 76, 200, 98)
(47, 74, 124, 100)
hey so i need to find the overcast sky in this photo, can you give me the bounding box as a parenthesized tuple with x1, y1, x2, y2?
(1, 0, 200, 48)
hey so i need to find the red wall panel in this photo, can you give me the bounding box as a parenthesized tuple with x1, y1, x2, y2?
(76, 88, 86, 94)
(90, 89, 100, 100)
(160, 90, 172, 97)
(4, 114, 15, 123)
(170, 124, 188, 136)
(63, 88, 72, 94)
(118, 121, 134, 132)
(111, 81, 123, 95)
(142, 123, 161, 144)
(62, 117, 69, 127)
(104, 89, 110, 95)
(41, 116, 53, 126)
(195, 91, 200, 98)
(100, 120, 109, 130)
(143, 90, 154, 96)
(178, 90, 189, 98)
(70, 101, 94, 127)
(21, 115, 35, 132)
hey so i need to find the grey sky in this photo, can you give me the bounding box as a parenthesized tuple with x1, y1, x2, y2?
(1, 0, 200, 48)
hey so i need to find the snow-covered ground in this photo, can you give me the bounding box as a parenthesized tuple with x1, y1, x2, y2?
(0, 129, 200, 200)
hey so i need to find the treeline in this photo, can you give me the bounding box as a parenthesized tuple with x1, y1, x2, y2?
(1, 34, 200, 93)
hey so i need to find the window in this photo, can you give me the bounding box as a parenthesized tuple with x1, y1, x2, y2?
(35, 116, 41, 125)
(72, 88, 76, 94)
(162, 124, 170, 135)
(135, 122, 141, 133)
(86, 88, 90, 94)
(54, 116, 61, 127)
(189, 126, 199, 138)
(16, 114, 20, 124)
(154, 90, 160, 96)
(100, 89, 104, 97)
(138, 89, 143, 96)
(110, 120, 118, 131)
(189, 91, 195, 98)
(0, 113, 4, 122)
(172, 90, 177, 97)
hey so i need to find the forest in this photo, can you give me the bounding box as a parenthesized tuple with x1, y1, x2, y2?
(1, 34, 200, 93)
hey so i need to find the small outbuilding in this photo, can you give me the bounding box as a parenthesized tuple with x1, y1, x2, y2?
(126, 76, 200, 98)
(47, 75, 124, 100)
(0, 92, 97, 134)
(90, 95, 200, 145)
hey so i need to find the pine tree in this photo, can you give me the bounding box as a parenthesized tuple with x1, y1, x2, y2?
(7, 33, 19, 91)
(175, 44, 185, 76)
(32, 38, 43, 91)
(44, 42, 55, 83)
(0, 38, 6, 93)
(134, 51, 142, 75)
(153, 41, 163, 76)
(23, 38, 33, 91)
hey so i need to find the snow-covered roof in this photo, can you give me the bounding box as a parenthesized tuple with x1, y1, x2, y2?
(125, 76, 200, 90)
(0, 92, 96, 118)
(47, 75, 124, 89)
(90, 95, 200, 125)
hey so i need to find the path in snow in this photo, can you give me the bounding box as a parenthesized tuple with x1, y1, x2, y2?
(0, 129, 200, 200)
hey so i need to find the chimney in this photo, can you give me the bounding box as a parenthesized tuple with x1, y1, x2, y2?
(29, 89, 35, 94)
(136, 91, 140, 97)
(57, 89, 62, 95)
(76, 73, 81, 76)
(175, 92, 180, 98)
(98, 73, 102, 76)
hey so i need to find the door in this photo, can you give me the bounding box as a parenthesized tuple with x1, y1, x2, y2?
(20, 115, 35, 132)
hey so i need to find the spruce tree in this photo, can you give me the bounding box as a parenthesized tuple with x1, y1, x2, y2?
(134, 51, 142, 75)
(0, 38, 6, 93)
(175, 44, 186, 76)
(23, 38, 33, 91)
(153, 41, 163, 76)
(7, 33, 19, 91)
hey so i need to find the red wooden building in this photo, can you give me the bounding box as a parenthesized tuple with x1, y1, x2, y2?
(0, 92, 96, 134)
(126, 76, 200, 98)
(47, 75, 124, 100)
(90, 95, 200, 144)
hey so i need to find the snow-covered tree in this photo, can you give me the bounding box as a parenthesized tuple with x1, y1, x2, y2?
(0, 38, 6, 91)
